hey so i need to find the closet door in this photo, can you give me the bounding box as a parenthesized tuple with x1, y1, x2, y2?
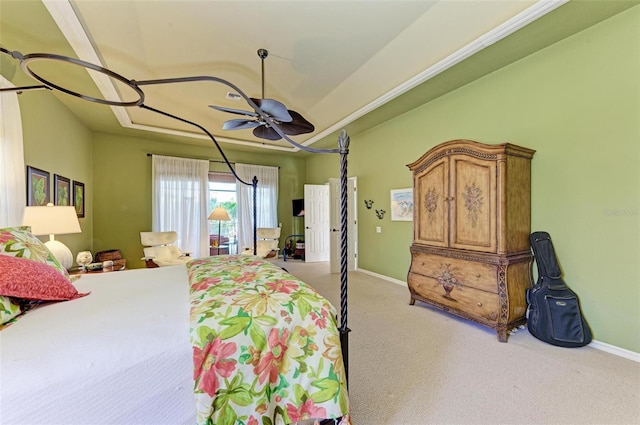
(449, 154, 497, 253)
(304, 184, 330, 262)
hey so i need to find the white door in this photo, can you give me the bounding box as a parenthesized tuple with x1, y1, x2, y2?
(329, 177, 357, 273)
(304, 184, 330, 262)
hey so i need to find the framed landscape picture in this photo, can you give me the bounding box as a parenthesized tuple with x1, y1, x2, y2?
(26, 166, 50, 206)
(390, 188, 413, 221)
(54, 174, 71, 206)
(73, 180, 85, 218)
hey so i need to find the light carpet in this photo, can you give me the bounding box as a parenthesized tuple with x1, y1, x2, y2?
(270, 259, 640, 425)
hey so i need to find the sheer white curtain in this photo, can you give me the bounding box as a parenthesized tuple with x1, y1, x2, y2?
(152, 155, 209, 257)
(0, 75, 26, 227)
(236, 163, 278, 250)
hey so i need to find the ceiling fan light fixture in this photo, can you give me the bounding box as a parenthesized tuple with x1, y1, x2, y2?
(209, 48, 313, 141)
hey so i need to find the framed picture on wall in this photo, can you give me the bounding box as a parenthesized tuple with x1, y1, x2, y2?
(73, 180, 85, 218)
(390, 188, 413, 221)
(26, 166, 50, 206)
(54, 174, 71, 206)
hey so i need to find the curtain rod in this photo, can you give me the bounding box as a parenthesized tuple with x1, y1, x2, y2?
(146, 153, 280, 168)
(146, 152, 233, 165)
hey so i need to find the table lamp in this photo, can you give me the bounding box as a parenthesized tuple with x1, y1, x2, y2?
(22, 202, 81, 270)
(208, 206, 230, 255)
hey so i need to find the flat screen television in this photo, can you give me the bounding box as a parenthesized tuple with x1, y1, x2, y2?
(292, 199, 304, 217)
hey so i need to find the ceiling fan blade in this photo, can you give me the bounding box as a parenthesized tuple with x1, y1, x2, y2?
(222, 119, 261, 131)
(278, 110, 315, 135)
(209, 104, 258, 117)
(253, 125, 282, 141)
(252, 98, 292, 123)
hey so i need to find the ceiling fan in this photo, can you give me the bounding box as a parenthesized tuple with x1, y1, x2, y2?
(209, 48, 314, 141)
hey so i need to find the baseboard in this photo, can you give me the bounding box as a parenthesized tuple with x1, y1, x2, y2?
(588, 340, 640, 362)
(357, 267, 407, 287)
(356, 267, 640, 363)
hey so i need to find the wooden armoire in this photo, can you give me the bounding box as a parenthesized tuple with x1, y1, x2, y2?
(406, 139, 535, 342)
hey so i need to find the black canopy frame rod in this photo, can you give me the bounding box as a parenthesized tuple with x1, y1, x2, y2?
(0, 47, 352, 384)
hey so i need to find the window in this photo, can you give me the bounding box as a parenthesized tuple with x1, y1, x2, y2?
(208, 165, 278, 253)
(209, 172, 237, 254)
(152, 155, 209, 257)
(235, 164, 278, 251)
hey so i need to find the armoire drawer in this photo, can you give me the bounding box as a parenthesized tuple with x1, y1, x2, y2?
(410, 252, 498, 294)
(408, 272, 499, 323)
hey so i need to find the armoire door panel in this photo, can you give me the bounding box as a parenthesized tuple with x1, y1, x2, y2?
(415, 158, 448, 247)
(450, 156, 497, 252)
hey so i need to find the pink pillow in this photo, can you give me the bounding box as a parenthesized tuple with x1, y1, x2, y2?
(0, 255, 89, 301)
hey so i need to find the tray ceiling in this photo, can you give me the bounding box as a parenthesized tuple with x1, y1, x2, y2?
(2, 0, 634, 153)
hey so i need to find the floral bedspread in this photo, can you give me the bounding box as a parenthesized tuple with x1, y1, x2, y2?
(187, 255, 350, 425)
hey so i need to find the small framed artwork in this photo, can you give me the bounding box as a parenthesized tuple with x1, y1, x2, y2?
(390, 188, 413, 221)
(26, 166, 50, 206)
(73, 180, 85, 218)
(54, 174, 71, 206)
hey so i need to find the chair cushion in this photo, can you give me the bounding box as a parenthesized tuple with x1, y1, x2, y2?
(256, 240, 279, 258)
(144, 246, 173, 262)
(168, 246, 182, 258)
(152, 257, 191, 267)
(140, 231, 178, 246)
(256, 228, 281, 239)
(144, 246, 190, 267)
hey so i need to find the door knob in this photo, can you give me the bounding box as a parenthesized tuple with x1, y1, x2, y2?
(331, 228, 340, 232)
(305, 226, 311, 229)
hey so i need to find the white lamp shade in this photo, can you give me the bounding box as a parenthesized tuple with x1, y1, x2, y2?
(22, 203, 81, 270)
(208, 206, 230, 221)
(22, 204, 81, 235)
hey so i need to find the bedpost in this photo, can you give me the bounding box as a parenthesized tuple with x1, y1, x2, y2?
(252, 176, 258, 255)
(337, 130, 351, 386)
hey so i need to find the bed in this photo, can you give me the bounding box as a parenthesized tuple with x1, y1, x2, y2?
(1, 47, 353, 425)
(1, 264, 195, 425)
(0, 252, 349, 425)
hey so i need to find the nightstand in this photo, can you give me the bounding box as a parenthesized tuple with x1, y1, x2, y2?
(69, 259, 127, 274)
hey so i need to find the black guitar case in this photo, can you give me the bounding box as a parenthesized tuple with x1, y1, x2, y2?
(526, 231, 592, 347)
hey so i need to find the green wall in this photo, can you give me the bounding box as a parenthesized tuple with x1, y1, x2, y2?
(18, 93, 94, 258)
(307, 6, 640, 352)
(2, 0, 95, 259)
(91, 132, 306, 269)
